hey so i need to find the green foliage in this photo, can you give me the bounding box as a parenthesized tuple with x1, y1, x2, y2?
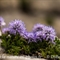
(1, 33, 60, 59)
(7, 46, 20, 55)
(1, 33, 29, 55)
(39, 37, 60, 59)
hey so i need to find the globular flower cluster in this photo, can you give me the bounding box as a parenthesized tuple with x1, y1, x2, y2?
(32, 24, 56, 43)
(2, 18, 56, 43)
(26, 32, 36, 43)
(9, 20, 26, 35)
(2, 28, 9, 33)
(2, 20, 27, 38)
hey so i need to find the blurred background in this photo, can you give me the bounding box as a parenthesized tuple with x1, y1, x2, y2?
(0, 0, 60, 37)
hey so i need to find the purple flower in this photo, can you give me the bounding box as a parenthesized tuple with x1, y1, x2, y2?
(2, 28, 9, 34)
(33, 23, 56, 43)
(26, 32, 36, 42)
(44, 26, 56, 36)
(44, 26, 56, 42)
(46, 34, 56, 42)
(35, 31, 46, 41)
(8, 19, 26, 35)
(9, 28, 17, 35)
(0, 17, 6, 26)
(33, 24, 45, 32)
(20, 31, 28, 39)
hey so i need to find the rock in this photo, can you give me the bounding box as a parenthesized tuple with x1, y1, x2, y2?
(0, 55, 46, 60)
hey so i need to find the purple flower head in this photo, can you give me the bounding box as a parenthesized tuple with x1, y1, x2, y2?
(27, 32, 36, 42)
(32, 23, 56, 43)
(44, 26, 56, 42)
(9, 19, 26, 35)
(33, 24, 45, 32)
(46, 34, 56, 43)
(2, 28, 9, 34)
(19, 31, 28, 39)
(35, 31, 46, 41)
(44, 26, 56, 35)
(9, 28, 17, 35)
(0, 17, 6, 26)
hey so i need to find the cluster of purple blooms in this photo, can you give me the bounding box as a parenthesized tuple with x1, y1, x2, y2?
(0, 17, 56, 43)
(32, 24, 56, 43)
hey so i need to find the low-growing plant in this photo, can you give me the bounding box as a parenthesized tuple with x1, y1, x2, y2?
(0, 17, 60, 59)
(1, 33, 29, 55)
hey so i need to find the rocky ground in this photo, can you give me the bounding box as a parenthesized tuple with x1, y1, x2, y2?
(0, 55, 46, 60)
